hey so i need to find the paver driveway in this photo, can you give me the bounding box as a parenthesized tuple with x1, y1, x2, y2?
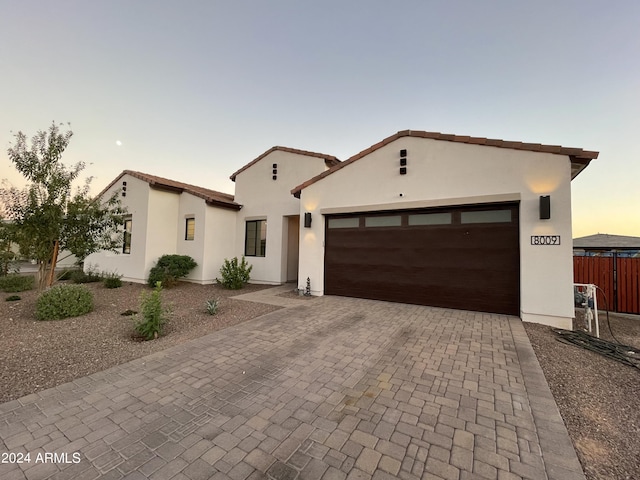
(0, 296, 584, 480)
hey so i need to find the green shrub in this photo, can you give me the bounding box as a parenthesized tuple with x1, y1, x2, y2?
(103, 272, 123, 289)
(206, 299, 219, 315)
(35, 284, 94, 320)
(56, 268, 77, 281)
(0, 274, 35, 292)
(70, 265, 102, 284)
(134, 282, 169, 340)
(147, 255, 197, 288)
(217, 257, 252, 289)
(0, 249, 18, 276)
(5, 295, 21, 301)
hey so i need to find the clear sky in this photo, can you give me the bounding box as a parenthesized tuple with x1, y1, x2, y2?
(1, 0, 638, 237)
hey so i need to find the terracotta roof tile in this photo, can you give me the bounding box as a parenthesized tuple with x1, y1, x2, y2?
(291, 130, 599, 197)
(229, 146, 340, 181)
(98, 170, 240, 210)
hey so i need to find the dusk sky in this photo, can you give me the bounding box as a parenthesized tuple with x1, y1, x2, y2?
(1, 0, 638, 237)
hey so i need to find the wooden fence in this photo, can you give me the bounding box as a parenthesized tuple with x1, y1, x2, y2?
(573, 256, 640, 314)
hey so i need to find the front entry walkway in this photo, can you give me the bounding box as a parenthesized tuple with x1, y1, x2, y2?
(0, 297, 584, 480)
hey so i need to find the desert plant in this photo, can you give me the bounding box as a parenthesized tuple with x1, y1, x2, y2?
(5, 295, 21, 301)
(147, 255, 197, 288)
(35, 284, 93, 320)
(217, 256, 252, 289)
(206, 299, 220, 315)
(103, 271, 123, 289)
(0, 274, 35, 292)
(134, 282, 169, 340)
(70, 264, 102, 284)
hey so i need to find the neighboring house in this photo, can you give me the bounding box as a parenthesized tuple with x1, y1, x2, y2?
(85, 171, 240, 283)
(88, 130, 599, 329)
(292, 130, 598, 329)
(573, 233, 640, 257)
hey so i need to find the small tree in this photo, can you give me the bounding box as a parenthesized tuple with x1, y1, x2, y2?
(0, 219, 17, 275)
(1, 122, 127, 290)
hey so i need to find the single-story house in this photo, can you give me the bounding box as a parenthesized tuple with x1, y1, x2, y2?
(573, 233, 640, 258)
(85, 147, 339, 285)
(86, 130, 599, 328)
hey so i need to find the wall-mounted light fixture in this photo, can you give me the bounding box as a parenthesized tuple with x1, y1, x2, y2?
(539, 195, 551, 220)
(304, 212, 312, 228)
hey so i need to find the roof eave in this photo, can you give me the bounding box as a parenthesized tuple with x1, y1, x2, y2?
(205, 199, 242, 211)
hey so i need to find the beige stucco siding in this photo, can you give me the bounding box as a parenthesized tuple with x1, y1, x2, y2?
(298, 137, 575, 328)
(84, 174, 151, 282)
(234, 150, 331, 284)
(202, 206, 237, 283)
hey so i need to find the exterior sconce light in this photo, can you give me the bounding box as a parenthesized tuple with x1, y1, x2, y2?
(539, 195, 551, 220)
(304, 212, 312, 228)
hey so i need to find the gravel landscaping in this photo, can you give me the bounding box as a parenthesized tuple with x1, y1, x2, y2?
(524, 312, 640, 480)
(0, 281, 280, 404)
(2, 280, 639, 479)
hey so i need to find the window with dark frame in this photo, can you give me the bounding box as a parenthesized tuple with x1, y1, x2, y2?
(185, 217, 195, 240)
(122, 216, 132, 254)
(245, 220, 267, 257)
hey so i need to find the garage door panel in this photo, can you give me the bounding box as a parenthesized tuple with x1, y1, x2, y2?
(325, 204, 520, 315)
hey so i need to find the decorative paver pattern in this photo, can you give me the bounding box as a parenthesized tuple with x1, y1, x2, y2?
(0, 295, 584, 480)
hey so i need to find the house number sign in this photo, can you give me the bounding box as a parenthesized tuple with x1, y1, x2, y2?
(530, 235, 561, 245)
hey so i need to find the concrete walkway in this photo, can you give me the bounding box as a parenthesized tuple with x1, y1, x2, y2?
(231, 285, 313, 308)
(0, 295, 585, 480)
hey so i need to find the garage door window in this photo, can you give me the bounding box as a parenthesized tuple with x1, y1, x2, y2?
(461, 209, 511, 224)
(365, 215, 402, 227)
(328, 217, 359, 229)
(408, 212, 452, 226)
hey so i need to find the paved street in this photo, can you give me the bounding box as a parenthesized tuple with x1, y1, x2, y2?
(0, 294, 584, 480)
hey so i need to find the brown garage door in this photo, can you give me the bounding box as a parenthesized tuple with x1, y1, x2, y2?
(324, 203, 520, 315)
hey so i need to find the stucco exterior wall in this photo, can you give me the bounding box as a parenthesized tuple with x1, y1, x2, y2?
(234, 150, 330, 284)
(85, 173, 238, 284)
(175, 193, 207, 282)
(202, 206, 237, 283)
(145, 188, 179, 279)
(84, 174, 150, 282)
(297, 137, 575, 328)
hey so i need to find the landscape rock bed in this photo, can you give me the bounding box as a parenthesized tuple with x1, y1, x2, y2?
(524, 313, 640, 480)
(0, 282, 280, 404)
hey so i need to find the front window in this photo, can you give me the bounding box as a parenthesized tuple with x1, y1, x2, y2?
(185, 217, 195, 241)
(245, 220, 267, 257)
(123, 216, 132, 254)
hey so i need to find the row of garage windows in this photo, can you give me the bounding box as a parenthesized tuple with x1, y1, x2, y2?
(241, 208, 513, 258)
(327, 208, 513, 229)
